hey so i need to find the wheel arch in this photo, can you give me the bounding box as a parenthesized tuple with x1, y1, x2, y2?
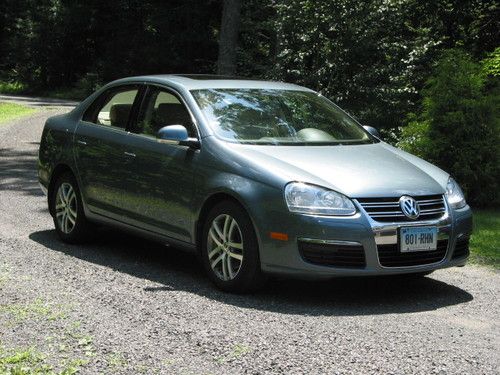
(195, 192, 251, 252)
(47, 163, 76, 216)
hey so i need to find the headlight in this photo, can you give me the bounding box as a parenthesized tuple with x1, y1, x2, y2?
(284, 182, 356, 216)
(445, 177, 466, 209)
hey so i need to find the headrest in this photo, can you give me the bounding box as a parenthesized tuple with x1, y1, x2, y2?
(109, 104, 132, 128)
(155, 103, 190, 126)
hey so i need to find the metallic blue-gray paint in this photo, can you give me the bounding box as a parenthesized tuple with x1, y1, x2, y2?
(38, 75, 472, 278)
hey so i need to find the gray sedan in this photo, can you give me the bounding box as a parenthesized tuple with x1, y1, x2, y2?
(38, 75, 473, 292)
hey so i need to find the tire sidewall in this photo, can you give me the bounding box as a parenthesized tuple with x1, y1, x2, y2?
(201, 201, 262, 292)
(51, 172, 89, 243)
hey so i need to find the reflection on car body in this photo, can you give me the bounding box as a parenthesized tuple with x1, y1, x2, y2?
(38, 74, 472, 292)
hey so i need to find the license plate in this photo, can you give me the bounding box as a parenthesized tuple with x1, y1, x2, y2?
(400, 226, 438, 252)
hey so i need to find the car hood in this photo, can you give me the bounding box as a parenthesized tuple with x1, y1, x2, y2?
(229, 142, 449, 198)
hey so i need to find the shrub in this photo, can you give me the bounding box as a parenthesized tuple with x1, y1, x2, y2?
(482, 47, 500, 77)
(398, 49, 500, 207)
(0, 81, 26, 94)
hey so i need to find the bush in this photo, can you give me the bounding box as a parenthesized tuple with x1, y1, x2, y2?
(482, 47, 500, 77)
(0, 81, 27, 94)
(398, 49, 500, 207)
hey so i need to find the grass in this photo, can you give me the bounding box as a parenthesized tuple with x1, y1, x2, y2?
(470, 209, 500, 268)
(0, 299, 68, 323)
(0, 345, 83, 375)
(0, 296, 92, 374)
(0, 102, 36, 124)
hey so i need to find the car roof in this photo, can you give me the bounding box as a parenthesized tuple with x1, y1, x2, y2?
(110, 74, 314, 92)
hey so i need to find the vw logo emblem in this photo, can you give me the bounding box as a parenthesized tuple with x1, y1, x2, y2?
(399, 195, 420, 219)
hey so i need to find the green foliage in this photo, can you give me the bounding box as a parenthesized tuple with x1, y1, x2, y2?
(470, 209, 500, 268)
(0, 346, 48, 375)
(237, 0, 277, 77)
(0, 345, 82, 375)
(482, 47, 500, 77)
(270, 0, 499, 130)
(0, 0, 498, 205)
(398, 49, 500, 206)
(0, 0, 221, 89)
(0, 81, 26, 94)
(397, 116, 431, 158)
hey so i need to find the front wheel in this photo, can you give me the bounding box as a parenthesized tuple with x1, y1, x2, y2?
(201, 201, 266, 293)
(50, 172, 93, 243)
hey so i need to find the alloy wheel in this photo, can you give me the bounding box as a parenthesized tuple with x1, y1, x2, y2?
(207, 214, 244, 281)
(55, 182, 77, 234)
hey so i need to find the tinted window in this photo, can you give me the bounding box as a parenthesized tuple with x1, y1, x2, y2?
(83, 87, 139, 129)
(136, 87, 195, 137)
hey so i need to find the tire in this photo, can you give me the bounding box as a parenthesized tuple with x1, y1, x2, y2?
(50, 172, 93, 244)
(201, 201, 266, 293)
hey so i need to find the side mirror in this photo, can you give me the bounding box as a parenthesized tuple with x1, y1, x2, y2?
(157, 125, 200, 149)
(363, 125, 381, 139)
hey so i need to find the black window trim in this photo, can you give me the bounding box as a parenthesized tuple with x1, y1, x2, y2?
(81, 83, 145, 132)
(130, 83, 201, 141)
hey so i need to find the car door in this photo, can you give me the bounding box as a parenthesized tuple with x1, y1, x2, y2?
(74, 84, 144, 220)
(119, 85, 199, 242)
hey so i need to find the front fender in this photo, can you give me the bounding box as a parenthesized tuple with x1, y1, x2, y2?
(192, 169, 288, 264)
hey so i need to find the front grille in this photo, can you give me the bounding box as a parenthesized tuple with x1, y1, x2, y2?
(298, 241, 366, 268)
(452, 236, 470, 259)
(377, 239, 448, 267)
(357, 195, 446, 222)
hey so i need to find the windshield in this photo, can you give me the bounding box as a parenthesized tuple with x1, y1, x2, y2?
(191, 88, 375, 145)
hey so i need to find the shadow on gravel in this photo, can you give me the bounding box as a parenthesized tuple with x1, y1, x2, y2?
(29, 228, 473, 316)
(0, 147, 43, 196)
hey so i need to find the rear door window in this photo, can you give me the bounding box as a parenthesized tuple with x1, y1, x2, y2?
(83, 86, 140, 130)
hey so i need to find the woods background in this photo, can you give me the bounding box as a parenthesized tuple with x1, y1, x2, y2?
(0, 0, 498, 206)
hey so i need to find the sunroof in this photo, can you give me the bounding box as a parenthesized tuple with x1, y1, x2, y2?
(175, 74, 255, 81)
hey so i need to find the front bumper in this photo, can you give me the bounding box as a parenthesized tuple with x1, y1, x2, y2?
(259, 201, 473, 279)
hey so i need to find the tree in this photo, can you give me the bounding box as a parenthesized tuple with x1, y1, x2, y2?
(217, 0, 242, 75)
(398, 49, 500, 206)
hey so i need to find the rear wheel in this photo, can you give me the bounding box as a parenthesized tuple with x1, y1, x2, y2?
(50, 172, 93, 243)
(201, 201, 266, 293)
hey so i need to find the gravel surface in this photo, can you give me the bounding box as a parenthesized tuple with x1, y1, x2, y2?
(0, 109, 499, 374)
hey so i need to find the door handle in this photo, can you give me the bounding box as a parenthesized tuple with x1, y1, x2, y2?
(77, 140, 87, 146)
(124, 151, 136, 158)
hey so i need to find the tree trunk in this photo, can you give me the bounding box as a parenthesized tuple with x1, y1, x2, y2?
(217, 0, 242, 75)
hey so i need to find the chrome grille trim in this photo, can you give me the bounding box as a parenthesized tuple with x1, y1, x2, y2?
(356, 195, 446, 222)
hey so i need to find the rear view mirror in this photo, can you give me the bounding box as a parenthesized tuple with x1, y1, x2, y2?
(157, 125, 200, 149)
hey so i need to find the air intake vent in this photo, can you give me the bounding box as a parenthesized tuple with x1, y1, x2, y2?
(298, 241, 366, 268)
(377, 239, 448, 267)
(357, 195, 446, 222)
(452, 236, 470, 259)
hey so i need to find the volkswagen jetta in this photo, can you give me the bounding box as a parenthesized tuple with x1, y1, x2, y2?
(38, 75, 472, 292)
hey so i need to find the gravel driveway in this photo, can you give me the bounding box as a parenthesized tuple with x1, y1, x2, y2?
(0, 108, 499, 374)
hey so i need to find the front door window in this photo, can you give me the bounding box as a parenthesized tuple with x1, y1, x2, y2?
(136, 88, 195, 137)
